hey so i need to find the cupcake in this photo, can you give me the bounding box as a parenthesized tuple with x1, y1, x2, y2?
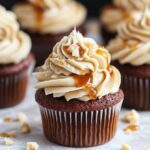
(100, 0, 150, 44)
(13, 0, 87, 66)
(0, 5, 35, 108)
(33, 29, 124, 147)
(107, 8, 150, 110)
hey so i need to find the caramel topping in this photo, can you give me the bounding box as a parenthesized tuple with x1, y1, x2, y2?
(96, 49, 104, 55)
(3, 118, 13, 123)
(0, 132, 16, 138)
(64, 44, 85, 57)
(85, 84, 97, 100)
(124, 124, 140, 133)
(31, 4, 43, 31)
(72, 72, 92, 87)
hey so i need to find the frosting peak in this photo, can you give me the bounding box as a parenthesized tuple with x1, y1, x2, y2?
(0, 5, 31, 64)
(107, 8, 150, 66)
(33, 30, 121, 102)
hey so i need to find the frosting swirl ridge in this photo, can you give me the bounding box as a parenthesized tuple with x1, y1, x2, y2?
(0, 5, 31, 64)
(107, 8, 150, 66)
(13, 0, 87, 34)
(33, 30, 121, 101)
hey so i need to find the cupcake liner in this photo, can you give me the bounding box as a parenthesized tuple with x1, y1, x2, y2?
(122, 74, 150, 110)
(39, 100, 122, 147)
(0, 61, 34, 108)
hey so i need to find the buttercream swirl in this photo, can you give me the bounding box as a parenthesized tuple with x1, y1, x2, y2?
(101, 0, 150, 32)
(0, 5, 31, 64)
(13, 0, 87, 34)
(33, 30, 121, 102)
(107, 8, 150, 66)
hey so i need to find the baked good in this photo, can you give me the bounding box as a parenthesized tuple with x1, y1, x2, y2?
(0, 5, 35, 108)
(33, 29, 124, 147)
(107, 8, 150, 110)
(13, 0, 87, 66)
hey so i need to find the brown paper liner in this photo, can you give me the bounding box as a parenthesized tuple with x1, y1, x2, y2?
(0, 55, 35, 108)
(39, 101, 122, 147)
(122, 74, 150, 110)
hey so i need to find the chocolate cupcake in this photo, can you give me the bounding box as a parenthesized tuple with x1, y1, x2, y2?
(100, 0, 150, 44)
(33, 30, 124, 147)
(0, 5, 35, 108)
(13, 0, 87, 66)
(107, 8, 150, 110)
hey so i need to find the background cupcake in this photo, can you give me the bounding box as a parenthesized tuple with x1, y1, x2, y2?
(0, 5, 35, 108)
(107, 8, 150, 110)
(33, 30, 124, 147)
(100, 0, 150, 44)
(13, 0, 87, 66)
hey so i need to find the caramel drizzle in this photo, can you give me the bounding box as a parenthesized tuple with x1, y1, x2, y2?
(72, 71, 97, 100)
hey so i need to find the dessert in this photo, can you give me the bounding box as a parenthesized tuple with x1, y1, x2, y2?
(100, 0, 150, 44)
(13, 0, 87, 66)
(107, 8, 150, 110)
(0, 5, 35, 108)
(33, 29, 124, 147)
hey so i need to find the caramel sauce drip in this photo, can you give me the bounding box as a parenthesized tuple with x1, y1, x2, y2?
(31, 2, 44, 32)
(124, 124, 140, 132)
(72, 72, 97, 100)
(85, 84, 97, 100)
(72, 73, 92, 87)
(96, 49, 104, 55)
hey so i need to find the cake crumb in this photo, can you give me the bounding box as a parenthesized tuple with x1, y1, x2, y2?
(0, 132, 16, 138)
(124, 124, 139, 134)
(3, 117, 13, 123)
(20, 123, 31, 134)
(27, 142, 39, 150)
(16, 112, 28, 123)
(121, 144, 131, 150)
(122, 110, 139, 124)
(4, 138, 14, 146)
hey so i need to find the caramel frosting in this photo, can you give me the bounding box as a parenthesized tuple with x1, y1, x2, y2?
(13, 0, 87, 34)
(0, 5, 31, 64)
(33, 30, 121, 102)
(107, 8, 150, 66)
(114, 0, 150, 10)
(101, 0, 150, 32)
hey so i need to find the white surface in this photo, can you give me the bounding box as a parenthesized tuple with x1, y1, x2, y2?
(0, 79, 150, 150)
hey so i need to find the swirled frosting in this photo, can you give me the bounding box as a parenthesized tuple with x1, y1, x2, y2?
(0, 5, 31, 64)
(114, 0, 150, 10)
(13, 0, 87, 34)
(33, 30, 121, 102)
(101, 0, 150, 32)
(107, 8, 150, 66)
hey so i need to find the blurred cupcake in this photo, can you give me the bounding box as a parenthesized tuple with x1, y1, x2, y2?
(100, 0, 150, 44)
(0, 6, 35, 108)
(13, 0, 87, 66)
(33, 29, 124, 147)
(107, 8, 150, 110)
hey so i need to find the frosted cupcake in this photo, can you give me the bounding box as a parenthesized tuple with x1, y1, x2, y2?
(33, 30, 124, 147)
(107, 8, 150, 110)
(0, 5, 35, 108)
(13, 0, 87, 66)
(100, 0, 150, 44)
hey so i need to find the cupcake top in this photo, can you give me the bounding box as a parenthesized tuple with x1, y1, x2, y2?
(13, 0, 87, 34)
(101, 0, 150, 32)
(107, 8, 150, 66)
(33, 29, 121, 102)
(0, 5, 31, 65)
